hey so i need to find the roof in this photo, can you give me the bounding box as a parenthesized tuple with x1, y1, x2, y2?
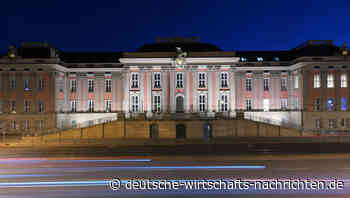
(137, 42, 222, 52)
(59, 52, 122, 63)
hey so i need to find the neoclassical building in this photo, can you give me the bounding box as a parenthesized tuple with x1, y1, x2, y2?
(0, 38, 349, 135)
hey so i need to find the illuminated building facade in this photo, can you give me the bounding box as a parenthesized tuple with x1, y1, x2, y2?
(0, 39, 349, 135)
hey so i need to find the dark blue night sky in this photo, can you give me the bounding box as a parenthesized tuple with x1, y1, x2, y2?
(3, 0, 350, 53)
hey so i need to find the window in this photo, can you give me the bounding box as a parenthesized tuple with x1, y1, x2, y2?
(281, 98, 288, 110)
(71, 120, 77, 128)
(263, 78, 269, 91)
(58, 79, 63, 92)
(199, 94, 206, 112)
(176, 73, 184, 88)
(38, 101, 44, 113)
(0, 120, 2, 129)
(294, 75, 299, 88)
(341, 118, 347, 128)
(328, 98, 334, 111)
(70, 79, 77, 92)
(341, 73, 348, 88)
(24, 79, 30, 91)
(220, 72, 228, 88)
(11, 120, 16, 130)
(153, 72, 161, 88)
(315, 119, 321, 129)
(10, 101, 16, 112)
(88, 100, 94, 112)
(220, 94, 229, 112)
(314, 73, 320, 88)
(25, 120, 30, 130)
(314, 98, 321, 111)
(10, 79, 16, 89)
(88, 79, 94, 92)
(257, 57, 263, 62)
(198, 72, 206, 88)
(71, 100, 76, 112)
(105, 100, 111, 112)
(105, 79, 112, 92)
(131, 73, 139, 89)
(341, 98, 347, 111)
(38, 79, 44, 90)
(329, 119, 336, 129)
(131, 95, 139, 112)
(263, 99, 269, 112)
(153, 95, 161, 112)
(327, 73, 334, 88)
(24, 101, 30, 113)
(38, 120, 44, 129)
(246, 79, 252, 91)
(246, 99, 252, 111)
(281, 78, 287, 91)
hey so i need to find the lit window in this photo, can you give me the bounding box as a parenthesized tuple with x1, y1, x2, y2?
(176, 73, 184, 88)
(38, 79, 44, 90)
(38, 120, 44, 129)
(246, 79, 252, 91)
(263, 99, 269, 112)
(71, 100, 76, 112)
(220, 72, 228, 88)
(88, 79, 95, 92)
(281, 98, 288, 110)
(328, 98, 334, 111)
(281, 78, 287, 91)
(220, 94, 229, 112)
(198, 72, 206, 88)
(24, 79, 30, 91)
(246, 99, 252, 111)
(263, 78, 269, 91)
(153, 72, 161, 88)
(199, 94, 206, 112)
(24, 101, 30, 113)
(153, 95, 161, 113)
(10, 79, 16, 89)
(25, 120, 30, 130)
(38, 101, 44, 113)
(11, 120, 16, 130)
(88, 100, 94, 112)
(341, 97, 347, 111)
(329, 119, 336, 129)
(315, 119, 321, 129)
(257, 57, 263, 62)
(240, 57, 247, 62)
(70, 79, 77, 92)
(10, 101, 16, 112)
(341, 118, 347, 128)
(105, 100, 111, 112)
(105, 79, 112, 92)
(341, 73, 348, 88)
(131, 95, 139, 112)
(314, 98, 321, 111)
(314, 73, 321, 88)
(294, 75, 299, 88)
(327, 73, 334, 88)
(131, 73, 139, 89)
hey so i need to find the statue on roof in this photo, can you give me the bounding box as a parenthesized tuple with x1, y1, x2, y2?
(174, 47, 187, 68)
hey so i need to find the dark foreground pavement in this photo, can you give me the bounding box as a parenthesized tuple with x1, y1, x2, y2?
(0, 154, 349, 198)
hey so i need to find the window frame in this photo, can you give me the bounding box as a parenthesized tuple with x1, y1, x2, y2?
(153, 94, 161, 113)
(341, 73, 348, 88)
(198, 72, 207, 88)
(176, 72, 184, 89)
(88, 79, 95, 93)
(70, 79, 77, 92)
(88, 100, 94, 112)
(220, 72, 229, 88)
(105, 79, 112, 92)
(246, 78, 252, 91)
(130, 72, 139, 89)
(199, 94, 207, 112)
(153, 72, 161, 89)
(314, 73, 321, 88)
(131, 94, 139, 112)
(327, 73, 334, 88)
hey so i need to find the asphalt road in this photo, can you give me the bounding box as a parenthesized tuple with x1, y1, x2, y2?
(0, 154, 349, 197)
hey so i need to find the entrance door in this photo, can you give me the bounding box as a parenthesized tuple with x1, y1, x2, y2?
(176, 96, 184, 113)
(150, 123, 159, 139)
(176, 124, 186, 139)
(203, 123, 212, 139)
